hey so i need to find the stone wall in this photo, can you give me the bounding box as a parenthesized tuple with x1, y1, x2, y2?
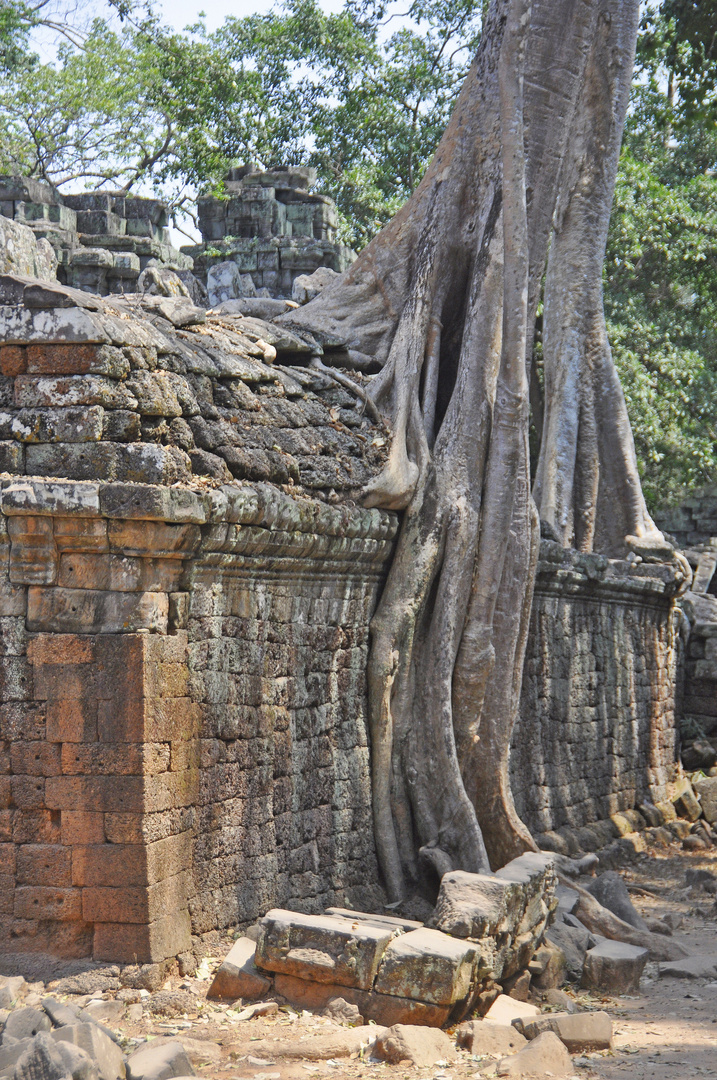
(0, 177, 191, 295)
(512, 543, 682, 839)
(184, 166, 355, 299)
(0, 477, 395, 962)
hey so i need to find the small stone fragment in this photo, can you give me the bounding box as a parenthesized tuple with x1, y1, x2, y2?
(581, 940, 648, 994)
(82, 1000, 125, 1025)
(456, 1020, 528, 1056)
(207, 938, 272, 1001)
(372, 1024, 457, 1067)
(321, 998, 364, 1026)
(541, 988, 578, 1013)
(126, 1040, 194, 1080)
(496, 1030, 573, 1077)
(0, 976, 26, 1010)
(516, 1010, 613, 1052)
(232, 1001, 278, 1021)
(484, 994, 540, 1026)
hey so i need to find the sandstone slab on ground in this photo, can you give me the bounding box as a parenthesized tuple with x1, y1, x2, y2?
(432, 854, 555, 940)
(484, 994, 540, 1025)
(373, 927, 476, 1005)
(658, 955, 717, 979)
(241, 1025, 384, 1061)
(207, 937, 272, 1001)
(126, 1040, 194, 1080)
(517, 1010, 612, 1052)
(272, 973, 451, 1027)
(257, 909, 394, 988)
(581, 940, 648, 993)
(456, 1020, 527, 1056)
(496, 1030, 573, 1077)
(372, 1024, 457, 1067)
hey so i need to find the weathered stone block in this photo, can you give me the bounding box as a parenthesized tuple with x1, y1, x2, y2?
(27, 586, 169, 634)
(208, 936, 273, 1000)
(15, 374, 136, 409)
(14, 885, 82, 921)
(257, 909, 394, 989)
(581, 940, 648, 994)
(373, 927, 476, 1006)
(516, 1010, 613, 1052)
(93, 908, 192, 963)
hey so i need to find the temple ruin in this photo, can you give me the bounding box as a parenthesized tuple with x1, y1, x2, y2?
(0, 198, 690, 968)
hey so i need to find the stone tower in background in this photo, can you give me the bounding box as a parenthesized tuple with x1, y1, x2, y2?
(183, 165, 356, 299)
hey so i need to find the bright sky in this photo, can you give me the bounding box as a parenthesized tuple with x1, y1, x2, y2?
(158, 0, 345, 33)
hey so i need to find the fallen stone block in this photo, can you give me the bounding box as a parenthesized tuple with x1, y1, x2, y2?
(4, 1007, 52, 1041)
(541, 988, 578, 1013)
(0, 977, 25, 1010)
(0, 1037, 31, 1077)
(496, 1030, 573, 1077)
(545, 920, 591, 981)
(555, 886, 579, 916)
(136, 1038, 219, 1068)
(126, 1041, 193, 1080)
(256, 909, 394, 989)
(373, 927, 476, 1005)
(321, 998, 364, 1026)
(271, 973, 451, 1028)
(237, 1025, 384, 1061)
(54, 1039, 100, 1080)
(207, 937, 272, 1001)
(431, 855, 554, 941)
(685, 868, 717, 892)
(658, 955, 717, 979)
(372, 1024, 457, 1067)
(694, 776, 717, 824)
(51, 1024, 126, 1080)
(673, 785, 701, 822)
(581, 940, 648, 993)
(586, 872, 649, 931)
(11, 1032, 74, 1080)
(81, 1001, 125, 1026)
(484, 994, 539, 1026)
(516, 1010, 613, 1052)
(500, 969, 531, 1001)
(529, 940, 567, 989)
(456, 1020, 527, 1056)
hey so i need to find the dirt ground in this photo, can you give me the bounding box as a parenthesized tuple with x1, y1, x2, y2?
(8, 836, 717, 1080)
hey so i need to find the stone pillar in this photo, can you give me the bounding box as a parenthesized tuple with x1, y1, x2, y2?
(21, 631, 198, 963)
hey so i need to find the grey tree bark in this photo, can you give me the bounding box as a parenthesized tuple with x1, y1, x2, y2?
(285, 0, 651, 897)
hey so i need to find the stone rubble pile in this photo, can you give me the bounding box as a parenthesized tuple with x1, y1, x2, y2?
(0, 272, 387, 494)
(0, 178, 192, 297)
(186, 165, 355, 301)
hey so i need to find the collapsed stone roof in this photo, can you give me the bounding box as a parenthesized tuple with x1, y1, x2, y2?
(0, 274, 388, 498)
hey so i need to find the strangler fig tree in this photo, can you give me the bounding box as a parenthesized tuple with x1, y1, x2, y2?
(286, 0, 663, 900)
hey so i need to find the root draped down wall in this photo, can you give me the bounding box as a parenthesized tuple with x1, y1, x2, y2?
(285, 0, 663, 894)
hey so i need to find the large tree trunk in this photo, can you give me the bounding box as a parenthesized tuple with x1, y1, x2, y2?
(285, 0, 644, 897)
(534, 0, 656, 554)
